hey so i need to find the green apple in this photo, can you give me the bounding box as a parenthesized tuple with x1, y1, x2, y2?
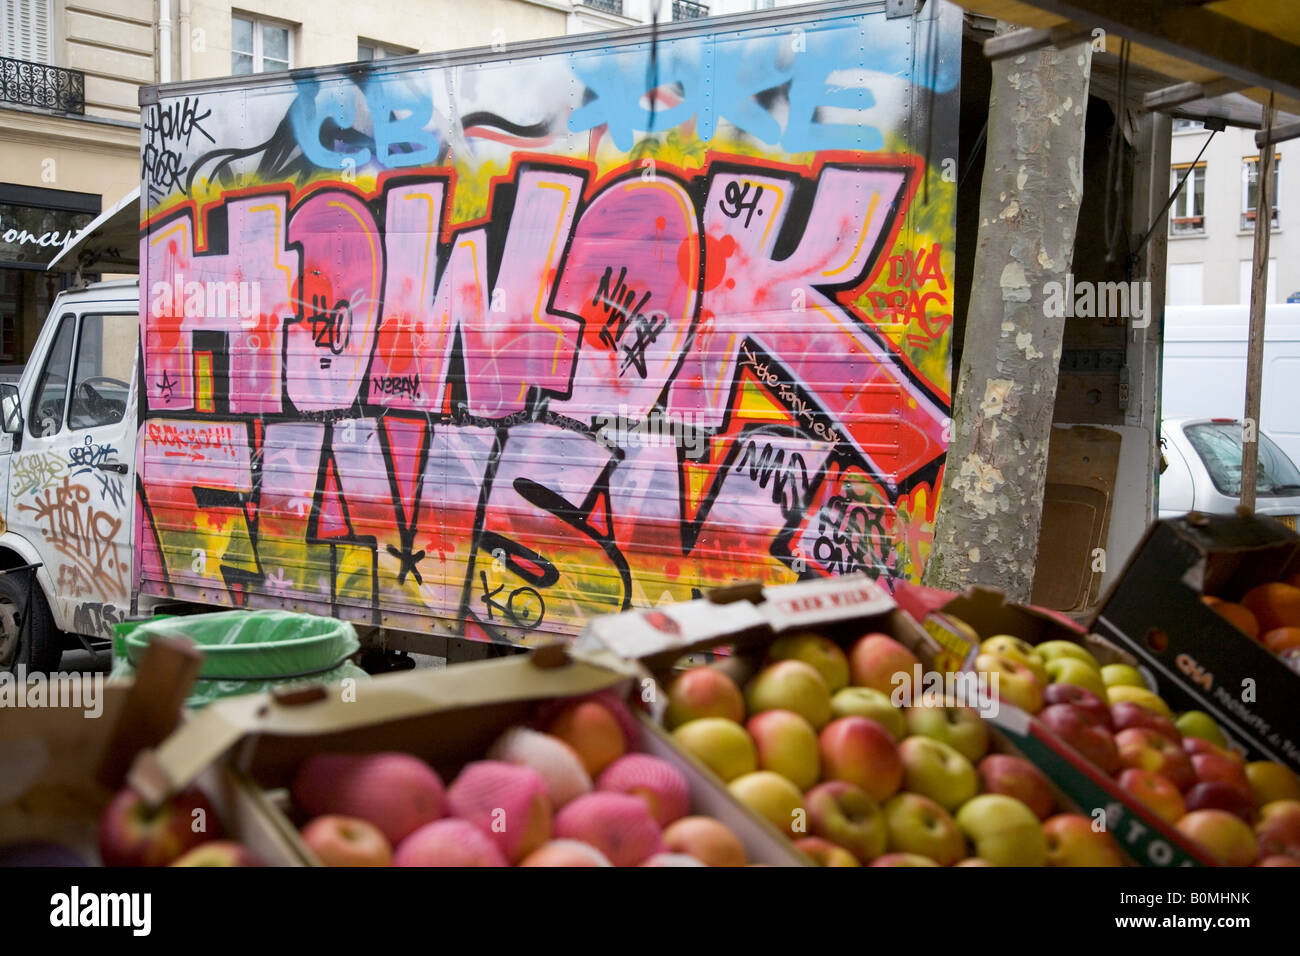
(830, 687, 906, 740)
(1100, 663, 1146, 689)
(768, 632, 850, 693)
(904, 704, 990, 762)
(974, 652, 1044, 714)
(981, 636, 1049, 686)
(672, 718, 758, 782)
(744, 660, 832, 728)
(897, 736, 978, 811)
(955, 794, 1047, 866)
(1175, 711, 1228, 749)
(1034, 641, 1101, 671)
(882, 793, 966, 866)
(1044, 658, 1108, 700)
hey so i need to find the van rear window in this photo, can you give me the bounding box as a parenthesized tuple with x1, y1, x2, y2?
(1183, 422, 1300, 497)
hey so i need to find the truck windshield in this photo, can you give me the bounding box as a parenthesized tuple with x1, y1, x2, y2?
(1183, 422, 1300, 497)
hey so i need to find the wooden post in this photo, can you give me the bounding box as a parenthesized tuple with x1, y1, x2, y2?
(1241, 98, 1277, 512)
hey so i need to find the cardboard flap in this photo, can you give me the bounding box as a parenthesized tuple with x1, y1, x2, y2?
(132, 649, 640, 800)
(582, 598, 770, 662)
(760, 574, 895, 631)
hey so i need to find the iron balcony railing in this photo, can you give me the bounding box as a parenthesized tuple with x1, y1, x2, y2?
(673, 0, 709, 19)
(0, 55, 85, 115)
(584, 0, 625, 15)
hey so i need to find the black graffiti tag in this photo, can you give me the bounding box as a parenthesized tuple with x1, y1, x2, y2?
(718, 180, 765, 228)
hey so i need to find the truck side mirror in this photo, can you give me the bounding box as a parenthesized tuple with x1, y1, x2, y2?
(0, 383, 24, 438)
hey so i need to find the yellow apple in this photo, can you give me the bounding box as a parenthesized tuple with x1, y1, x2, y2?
(728, 771, 805, 837)
(1034, 641, 1101, 671)
(974, 652, 1044, 714)
(672, 718, 757, 782)
(768, 633, 850, 693)
(955, 794, 1047, 866)
(1106, 685, 1172, 719)
(1245, 762, 1300, 807)
(980, 636, 1049, 685)
(1044, 658, 1108, 700)
(1100, 663, 1147, 689)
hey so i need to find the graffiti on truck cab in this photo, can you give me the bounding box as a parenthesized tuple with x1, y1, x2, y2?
(137, 7, 960, 643)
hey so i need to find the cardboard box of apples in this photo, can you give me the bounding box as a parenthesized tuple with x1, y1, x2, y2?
(123, 644, 808, 867)
(1094, 512, 1300, 776)
(0, 638, 309, 868)
(587, 574, 1300, 866)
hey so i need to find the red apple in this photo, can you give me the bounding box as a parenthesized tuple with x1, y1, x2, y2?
(664, 667, 746, 729)
(1117, 768, 1186, 825)
(1115, 728, 1196, 791)
(1042, 814, 1125, 867)
(848, 633, 921, 696)
(301, 815, 393, 867)
(1184, 781, 1255, 823)
(1190, 752, 1251, 798)
(977, 754, 1056, 820)
(1039, 704, 1121, 775)
(98, 786, 221, 868)
(1181, 735, 1243, 763)
(795, 836, 860, 866)
(1042, 683, 1112, 729)
(291, 752, 445, 847)
(1255, 800, 1300, 859)
(1110, 701, 1180, 742)
(804, 780, 888, 863)
(818, 716, 903, 803)
(169, 841, 264, 867)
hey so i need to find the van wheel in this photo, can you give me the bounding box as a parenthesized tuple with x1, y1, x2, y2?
(0, 573, 62, 674)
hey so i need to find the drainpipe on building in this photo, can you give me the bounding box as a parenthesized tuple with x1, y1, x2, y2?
(159, 0, 173, 83)
(179, 0, 191, 80)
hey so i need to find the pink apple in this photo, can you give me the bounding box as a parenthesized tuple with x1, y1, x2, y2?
(447, 761, 553, 863)
(554, 792, 664, 867)
(394, 819, 507, 867)
(795, 837, 860, 866)
(596, 754, 690, 826)
(291, 752, 445, 847)
(1117, 768, 1186, 825)
(486, 727, 592, 809)
(1110, 701, 1180, 741)
(98, 786, 221, 867)
(1042, 683, 1112, 729)
(168, 841, 264, 867)
(543, 698, 630, 776)
(804, 780, 888, 863)
(1039, 704, 1121, 775)
(1255, 800, 1300, 859)
(1184, 781, 1255, 823)
(662, 816, 748, 867)
(818, 716, 903, 802)
(301, 815, 393, 867)
(1177, 809, 1259, 866)
(977, 754, 1056, 820)
(664, 667, 746, 730)
(1115, 728, 1196, 791)
(848, 633, 921, 696)
(1042, 814, 1125, 867)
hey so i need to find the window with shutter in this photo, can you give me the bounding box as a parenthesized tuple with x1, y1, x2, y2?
(2, 0, 53, 64)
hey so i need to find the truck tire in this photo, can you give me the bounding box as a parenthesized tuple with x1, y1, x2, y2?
(0, 573, 62, 675)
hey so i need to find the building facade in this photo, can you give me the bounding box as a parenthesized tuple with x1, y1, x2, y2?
(1166, 119, 1299, 306)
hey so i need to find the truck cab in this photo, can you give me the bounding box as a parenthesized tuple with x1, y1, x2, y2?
(0, 279, 139, 673)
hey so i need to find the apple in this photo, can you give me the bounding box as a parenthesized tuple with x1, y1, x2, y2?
(869, 852, 941, 866)
(447, 761, 553, 863)
(805, 781, 888, 863)
(1190, 752, 1250, 797)
(1035, 641, 1101, 671)
(554, 792, 665, 866)
(1044, 658, 1108, 700)
(1117, 768, 1187, 824)
(518, 840, 613, 867)
(1115, 728, 1196, 791)
(1184, 781, 1255, 823)
(882, 792, 966, 866)
(544, 698, 629, 776)
(977, 754, 1056, 820)
(1110, 701, 1180, 742)
(744, 660, 832, 729)
(1106, 685, 1173, 719)
(1245, 762, 1300, 807)
(727, 771, 805, 837)
(954, 857, 992, 866)
(1042, 683, 1112, 729)
(795, 836, 860, 866)
(596, 753, 691, 826)
(671, 718, 758, 782)
(169, 841, 264, 867)
(1263, 627, 1300, 655)
(487, 727, 592, 810)
(291, 752, 446, 847)
(1042, 814, 1124, 867)
(662, 816, 748, 867)
(974, 652, 1044, 714)
(746, 709, 821, 790)
(301, 815, 392, 867)
(819, 716, 903, 802)
(980, 636, 1049, 686)
(640, 853, 706, 867)
(98, 786, 221, 868)
(955, 794, 1047, 867)
(1255, 799, 1300, 859)
(1257, 855, 1300, 866)
(1039, 704, 1121, 775)
(903, 704, 990, 762)
(394, 819, 507, 867)
(768, 632, 850, 692)
(664, 667, 746, 730)
(830, 687, 907, 740)
(897, 736, 978, 812)
(1175, 710, 1228, 749)
(1181, 735, 1242, 763)
(1100, 663, 1147, 689)
(1177, 809, 1259, 866)
(848, 633, 922, 696)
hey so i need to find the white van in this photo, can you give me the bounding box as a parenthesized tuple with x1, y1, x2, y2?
(1162, 305, 1300, 464)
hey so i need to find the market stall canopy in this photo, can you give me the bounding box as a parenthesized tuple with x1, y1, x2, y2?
(46, 186, 139, 275)
(957, 0, 1300, 131)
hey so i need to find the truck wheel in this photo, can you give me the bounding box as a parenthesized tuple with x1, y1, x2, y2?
(0, 573, 62, 675)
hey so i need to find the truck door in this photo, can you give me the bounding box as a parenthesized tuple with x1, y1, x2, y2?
(9, 306, 137, 638)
